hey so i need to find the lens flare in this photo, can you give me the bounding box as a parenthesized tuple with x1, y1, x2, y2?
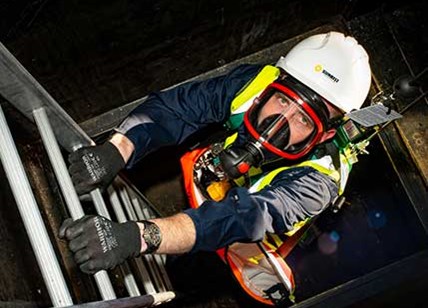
(317, 231, 339, 255)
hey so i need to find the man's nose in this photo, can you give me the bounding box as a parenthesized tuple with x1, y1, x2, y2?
(281, 105, 299, 118)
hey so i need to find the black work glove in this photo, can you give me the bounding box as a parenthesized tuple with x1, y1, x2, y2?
(59, 215, 141, 274)
(68, 142, 125, 195)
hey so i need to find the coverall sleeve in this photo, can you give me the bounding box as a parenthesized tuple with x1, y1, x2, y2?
(115, 64, 261, 167)
(184, 166, 339, 252)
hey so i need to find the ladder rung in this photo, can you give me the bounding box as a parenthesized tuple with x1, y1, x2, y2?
(132, 194, 174, 291)
(115, 183, 168, 293)
(108, 186, 157, 295)
(58, 291, 175, 308)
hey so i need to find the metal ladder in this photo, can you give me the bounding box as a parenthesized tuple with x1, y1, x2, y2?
(0, 42, 174, 307)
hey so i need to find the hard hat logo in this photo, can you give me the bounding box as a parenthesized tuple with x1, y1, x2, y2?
(314, 64, 340, 83)
(321, 69, 340, 83)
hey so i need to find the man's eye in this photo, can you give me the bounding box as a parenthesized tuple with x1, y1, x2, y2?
(299, 114, 310, 126)
(279, 97, 289, 106)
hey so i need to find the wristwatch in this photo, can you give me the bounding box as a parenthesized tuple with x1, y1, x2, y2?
(141, 220, 162, 254)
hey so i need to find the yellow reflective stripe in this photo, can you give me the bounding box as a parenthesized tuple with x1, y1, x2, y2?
(249, 238, 278, 264)
(298, 161, 340, 183)
(260, 219, 310, 249)
(233, 168, 263, 187)
(247, 256, 261, 264)
(224, 132, 238, 148)
(255, 166, 289, 191)
(230, 65, 280, 114)
(284, 219, 310, 237)
(338, 151, 354, 195)
(268, 233, 284, 247)
(233, 175, 246, 187)
(260, 220, 310, 249)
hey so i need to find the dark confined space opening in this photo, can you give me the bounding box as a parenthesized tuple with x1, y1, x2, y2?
(286, 137, 428, 300)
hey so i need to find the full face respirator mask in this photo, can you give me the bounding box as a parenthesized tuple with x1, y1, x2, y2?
(219, 77, 330, 179)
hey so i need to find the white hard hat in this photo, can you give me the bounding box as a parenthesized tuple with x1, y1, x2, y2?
(276, 32, 371, 113)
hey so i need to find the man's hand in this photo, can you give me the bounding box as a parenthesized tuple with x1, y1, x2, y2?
(68, 142, 125, 195)
(59, 215, 141, 274)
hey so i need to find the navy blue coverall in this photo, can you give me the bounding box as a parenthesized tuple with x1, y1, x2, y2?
(115, 64, 338, 252)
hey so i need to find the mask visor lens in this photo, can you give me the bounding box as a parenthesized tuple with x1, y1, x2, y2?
(251, 91, 317, 152)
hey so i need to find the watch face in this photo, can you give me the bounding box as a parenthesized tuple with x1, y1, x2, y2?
(143, 221, 162, 253)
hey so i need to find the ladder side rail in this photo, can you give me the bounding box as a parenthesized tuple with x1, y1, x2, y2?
(0, 105, 73, 307)
(0, 42, 92, 152)
(58, 292, 175, 308)
(0, 41, 173, 304)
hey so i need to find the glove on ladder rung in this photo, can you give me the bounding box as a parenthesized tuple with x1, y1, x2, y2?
(88, 188, 141, 297)
(33, 107, 117, 301)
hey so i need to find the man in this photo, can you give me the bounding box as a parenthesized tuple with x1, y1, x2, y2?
(60, 32, 371, 304)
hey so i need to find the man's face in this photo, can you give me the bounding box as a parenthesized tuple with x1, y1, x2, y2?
(244, 82, 345, 160)
(257, 92, 316, 148)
